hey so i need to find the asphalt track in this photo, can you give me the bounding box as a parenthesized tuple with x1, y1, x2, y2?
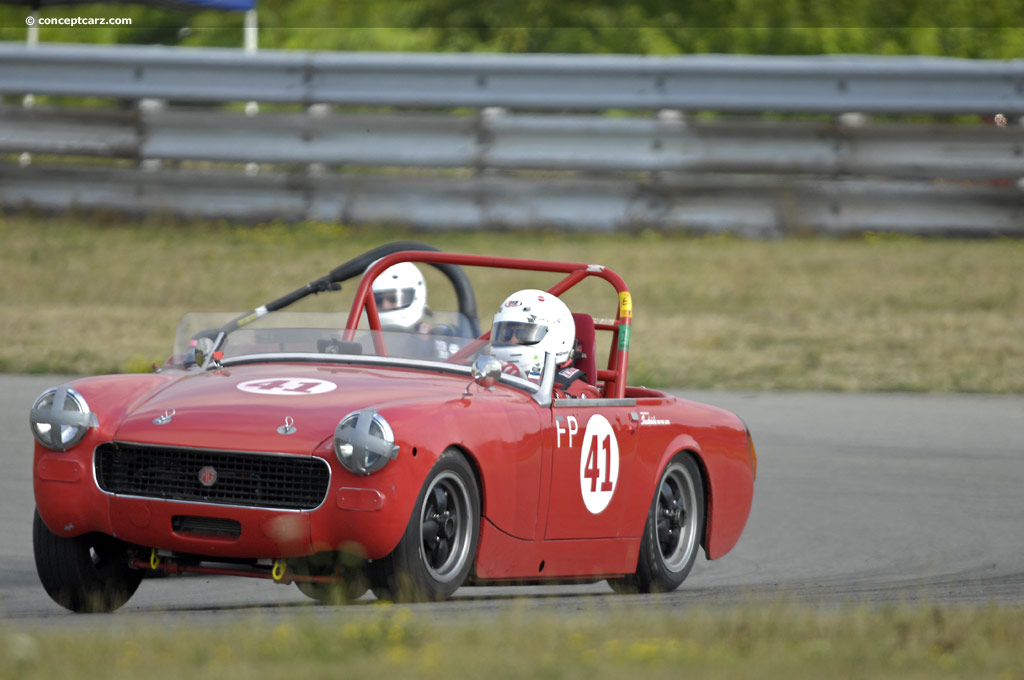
(2, 375, 1022, 627)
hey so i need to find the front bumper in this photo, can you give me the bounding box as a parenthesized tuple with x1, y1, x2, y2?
(34, 441, 417, 561)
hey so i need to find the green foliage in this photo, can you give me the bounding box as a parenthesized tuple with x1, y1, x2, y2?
(2, 0, 1024, 56)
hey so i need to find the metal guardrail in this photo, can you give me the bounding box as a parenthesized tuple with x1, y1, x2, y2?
(3, 105, 1023, 179)
(1, 42, 1023, 235)
(4, 164, 1020, 237)
(2, 42, 1024, 113)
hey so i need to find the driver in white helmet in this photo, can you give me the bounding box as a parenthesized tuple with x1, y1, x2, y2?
(489, 289, 599, 398)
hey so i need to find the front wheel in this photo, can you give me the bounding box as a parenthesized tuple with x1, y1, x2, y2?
(370, 450, 480, 602)
(33, 510, 144, 613)
(609, 453, 705, 594)
(291, 552, 370, 604)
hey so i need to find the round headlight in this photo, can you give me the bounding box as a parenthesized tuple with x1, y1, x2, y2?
(334, 409, 399, 476)
(30, 386, 98, 451)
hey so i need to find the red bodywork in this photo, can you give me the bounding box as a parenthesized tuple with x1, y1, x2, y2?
(33, 252, 755, 584)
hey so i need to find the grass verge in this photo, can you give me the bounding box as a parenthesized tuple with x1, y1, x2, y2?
(1, 214, 1022, 391)
(3, 602, 1024, 680)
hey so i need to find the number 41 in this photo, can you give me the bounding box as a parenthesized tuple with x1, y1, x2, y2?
(583, 435, 614, 493)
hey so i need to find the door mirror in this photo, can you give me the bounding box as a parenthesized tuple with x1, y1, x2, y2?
(471, 355, 503, 389)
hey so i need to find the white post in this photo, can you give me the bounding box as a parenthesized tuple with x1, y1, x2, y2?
(243, 6, 260, 174)
(244, 8, 259, 118)
(27, 11, 39, 48)
(244, 9, 258, 53)
(23, 10, 39, 158)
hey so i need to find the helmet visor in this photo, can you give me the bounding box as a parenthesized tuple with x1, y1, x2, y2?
(492, 321, 548, 346)
(374, 288, 417, 311)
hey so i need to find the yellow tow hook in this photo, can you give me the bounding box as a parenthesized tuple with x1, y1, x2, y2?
(149, 548, 161, 570)
(272, 559, 287, 583)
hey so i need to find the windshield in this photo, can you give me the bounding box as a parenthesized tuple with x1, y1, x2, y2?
(167, 311, 481, 367)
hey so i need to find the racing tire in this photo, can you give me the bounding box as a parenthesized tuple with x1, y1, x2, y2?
(370, 450, 480, 602)
(291, 552, 370, 604)
(32, 509, 144, 613)
(609, 453, 704, 594)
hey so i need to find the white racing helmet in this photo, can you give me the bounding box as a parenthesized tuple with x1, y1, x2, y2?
(490, 289, 575, 381)
(371, 262, 426, 331)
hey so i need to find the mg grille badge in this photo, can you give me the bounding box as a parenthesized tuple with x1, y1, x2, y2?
(198, 466, 218, 487)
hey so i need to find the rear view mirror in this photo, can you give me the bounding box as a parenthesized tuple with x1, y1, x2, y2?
(471, 355, 503, 389)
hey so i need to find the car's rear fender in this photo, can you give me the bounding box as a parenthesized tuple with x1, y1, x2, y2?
(649, 425, 754, 561)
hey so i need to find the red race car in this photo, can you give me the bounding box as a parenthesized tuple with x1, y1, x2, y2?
(30, 243, 756, 612)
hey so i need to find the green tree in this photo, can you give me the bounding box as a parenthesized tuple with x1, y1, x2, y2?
(1, 0, 1022, 55)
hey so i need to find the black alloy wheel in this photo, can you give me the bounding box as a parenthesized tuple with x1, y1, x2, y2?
(33, 509, 144, 613)
(370, 450, 480, 602)
(291, 552, 370, 604)
(609, 453, 704, 594)
(419, 470, 474, 583)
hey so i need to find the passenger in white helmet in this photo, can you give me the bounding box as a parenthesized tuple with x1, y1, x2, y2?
(372, 262, 428, 333)
(370, 261, 466, 360)
(489, 289, 599, 398)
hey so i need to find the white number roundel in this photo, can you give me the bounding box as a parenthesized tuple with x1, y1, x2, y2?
(578, 414, 619, 514)
(236, 378, 337, 396)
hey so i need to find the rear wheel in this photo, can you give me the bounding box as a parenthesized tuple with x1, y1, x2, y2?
(370, 450, 480, 602)
(33, 510, 143, 613)
(609, 453, 704, 594)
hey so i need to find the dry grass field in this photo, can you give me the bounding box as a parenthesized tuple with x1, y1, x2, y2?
(1, 214, 1021, 392)
(3, 602, 1024, 680)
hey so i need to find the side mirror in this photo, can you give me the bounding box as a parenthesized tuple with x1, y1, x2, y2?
(191, 330, 225, 369)
(471, 355, 503, 389)
(192, 336, 215, 367)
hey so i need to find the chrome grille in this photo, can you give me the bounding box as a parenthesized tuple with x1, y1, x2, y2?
(95, 442, 330, 510)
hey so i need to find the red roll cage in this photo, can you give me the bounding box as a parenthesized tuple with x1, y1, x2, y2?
(346, 251, 633, 399)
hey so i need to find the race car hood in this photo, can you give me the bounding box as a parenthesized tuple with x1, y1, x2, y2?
(113, 362, 471, 453)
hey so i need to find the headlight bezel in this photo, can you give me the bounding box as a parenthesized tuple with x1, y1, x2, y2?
(30, 386, 98, 452)
(333, 409, 399, 476)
